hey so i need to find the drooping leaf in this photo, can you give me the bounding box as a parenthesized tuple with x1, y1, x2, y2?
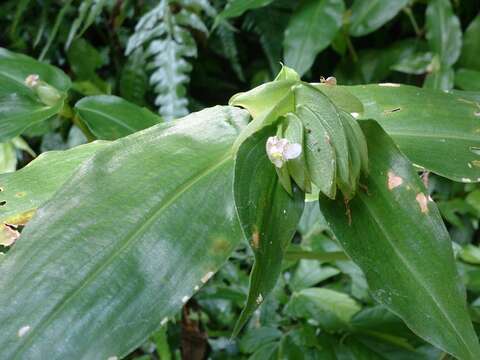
(233, 125, 304, 335)
(426, 0, 462, 67)
(349, 0, 409, 37)
(346, 84, 480, 182)
(459, 14, 480, 71)
(0, 141, 108, 226)
(0, 48, 71, 142)
(319, 121, 480, 360)
(75, 95, 162, 140)
(283, 0, 344, 76)
(0, 106, 250, 359)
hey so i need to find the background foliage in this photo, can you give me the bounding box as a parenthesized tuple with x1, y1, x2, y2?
(1, 0, 480, 358)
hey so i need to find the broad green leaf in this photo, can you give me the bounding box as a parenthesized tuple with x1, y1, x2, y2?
(0, 48, 70, 92)
(215, 0, 273, 23)
(319, 121, 480, 360)
(0, 48, 71, 142)
(0, 141, 108, 226)
(459, 14, 480, 71)
(75, 95, 162, 140)
(285, 288, 361, 332)
(347, 84, 480, 182)
(0, 106, 249, 359)
(283, 0, 344, 76)
(349, 0, 409, 37)
(233, 125, 304, 335)
(455, 68, 480, 91)
(426, 0, 462, 67)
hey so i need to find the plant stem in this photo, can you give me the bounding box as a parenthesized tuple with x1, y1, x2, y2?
(345, 34, 358, 63)
(404, 7, 422, 37)
(72, 115, 96, 142)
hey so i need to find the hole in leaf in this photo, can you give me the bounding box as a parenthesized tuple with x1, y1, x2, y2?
(0, 201, 6, 206)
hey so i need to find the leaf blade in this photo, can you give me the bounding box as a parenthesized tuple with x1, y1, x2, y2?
(319, 121, 480, 359)
(0, 106, 249, 359)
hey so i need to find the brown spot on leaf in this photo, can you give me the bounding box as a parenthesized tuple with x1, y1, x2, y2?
(0, 224, 20, 247)
(416, 193, 429, 213)
(387, 171, 403, 190)
(15, 192, 26, 198)
(212, 237, 229, 253)
(2, 209, 36, 227)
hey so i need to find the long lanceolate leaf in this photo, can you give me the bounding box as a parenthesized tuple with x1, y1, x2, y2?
(233, 125, 304, 335)
(0, 141, 108, 226)
(319, 121, 480, 360)
(0, 106, 249, 359)
(346, 84, 480, 182)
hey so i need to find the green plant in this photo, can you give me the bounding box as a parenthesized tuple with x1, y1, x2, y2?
(1, 42, 480, 358)
(1, 0, 480, 359)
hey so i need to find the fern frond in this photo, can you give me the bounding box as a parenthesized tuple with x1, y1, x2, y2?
(126, 0, 214, 120)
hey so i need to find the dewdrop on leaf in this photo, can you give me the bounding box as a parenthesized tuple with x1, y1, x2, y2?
(266, 136, 302, 168)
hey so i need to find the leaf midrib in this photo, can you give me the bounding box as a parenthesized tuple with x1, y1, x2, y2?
(387, 131, 480, 143)
(13, 151, 233, 358)
(78, 107, 138, 133)
(358, 192, 474, 358)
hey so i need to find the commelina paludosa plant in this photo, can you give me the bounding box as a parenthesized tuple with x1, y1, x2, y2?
(0, 47, 480, 359)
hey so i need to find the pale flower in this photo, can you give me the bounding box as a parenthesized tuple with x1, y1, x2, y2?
(266, 136, 302, 168)
(24, 74, 40, 88)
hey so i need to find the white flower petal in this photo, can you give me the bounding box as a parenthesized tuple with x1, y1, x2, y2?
(283, 143, 302, 160)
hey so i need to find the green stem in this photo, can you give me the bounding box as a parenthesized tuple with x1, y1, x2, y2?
(345, 34, 358, 63)
(403, 7, 422, 37)
(72, 115, 96, 142)
(284, 249, 349, 262)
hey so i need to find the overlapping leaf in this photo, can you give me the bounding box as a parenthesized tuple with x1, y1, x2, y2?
(0, 106, 249, 359)
(233, 125, 304, 334)
(319, 121, 480, 360)
(346, 83, 480, 182)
